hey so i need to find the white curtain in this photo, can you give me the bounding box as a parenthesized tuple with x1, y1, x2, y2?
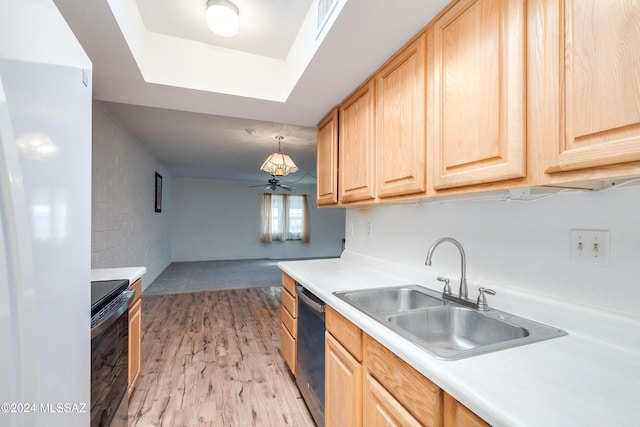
(287, 195, 310, 242)
(260, 193, 273, 243)
(260, 194, 309, 243)
(301, 195, 310, 243)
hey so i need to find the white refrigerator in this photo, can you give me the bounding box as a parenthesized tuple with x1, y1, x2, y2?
(0, 1, 93, 426)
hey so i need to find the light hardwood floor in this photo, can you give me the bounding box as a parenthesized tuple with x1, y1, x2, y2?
(129, 287, 315, 427)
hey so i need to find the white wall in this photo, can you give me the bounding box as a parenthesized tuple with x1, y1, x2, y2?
(345, 185, 640, 319)
(172, 177, 345, 261)
(91, 102, 172, 287)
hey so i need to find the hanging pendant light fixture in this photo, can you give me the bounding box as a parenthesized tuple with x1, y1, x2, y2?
(207, 0, 240, 37)
(260, 136, 299, 177)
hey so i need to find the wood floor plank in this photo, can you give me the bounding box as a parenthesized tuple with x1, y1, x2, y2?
(129, 287, 315, 427)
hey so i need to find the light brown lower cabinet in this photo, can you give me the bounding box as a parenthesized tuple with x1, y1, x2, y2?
(444, 392, 489, 427)
(128, 279, 142, 398)
(365, 334, 443, 426)
(325, 332, 363, 427)
(325, 306, 363, 426)
(325, 305, 489, 427)
(364, 373, 422, 427)
(280, 326, 296, 375)
(280, 273, 298, 375)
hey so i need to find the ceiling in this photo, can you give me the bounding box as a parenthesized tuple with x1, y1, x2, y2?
(53, 0, 451, 185)
(135, 0, 314, 60)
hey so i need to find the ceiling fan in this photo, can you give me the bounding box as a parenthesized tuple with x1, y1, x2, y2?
(250, 176, 296, 192)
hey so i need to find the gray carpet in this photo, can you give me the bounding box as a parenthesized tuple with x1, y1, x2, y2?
(143, 259, 287, 296)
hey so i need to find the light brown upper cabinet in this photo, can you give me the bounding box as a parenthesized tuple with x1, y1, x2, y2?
(530, 0, 640, 180)
(317, 109, 339, 206)
(339, 79, 376, 202)
(316, 0, 640, 206)
(376, 33, 428, 198)
(429, 0, 526, 190)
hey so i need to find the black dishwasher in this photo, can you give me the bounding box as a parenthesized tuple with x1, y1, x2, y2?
(295, 285, 326, 427)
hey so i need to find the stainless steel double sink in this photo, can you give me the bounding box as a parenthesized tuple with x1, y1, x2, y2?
(333, 285, 566, 360)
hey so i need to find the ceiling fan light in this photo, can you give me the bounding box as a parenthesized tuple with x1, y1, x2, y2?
(207, 0, 239, 37)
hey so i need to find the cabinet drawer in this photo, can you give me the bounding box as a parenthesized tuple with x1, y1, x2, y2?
(444, 392, 489, 427)
(129, 279, 142, 304)
(280, 324, 296, 375)
(281, 287, 297, 318)
(281, 305, 297, 337)
(364, 373, 422, 427)
(364, 334, 442, 426)
(282, 272, 297, 296)
(326, 306, 362, 361)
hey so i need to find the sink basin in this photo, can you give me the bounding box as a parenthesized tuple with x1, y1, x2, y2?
(336, 285, 443, 313)
(388, 306, 528, 350)
(333, 285, 567, 360)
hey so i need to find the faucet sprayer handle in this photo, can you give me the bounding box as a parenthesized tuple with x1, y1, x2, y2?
(477, 288, 496, 311)
(437, 277, 452, 295)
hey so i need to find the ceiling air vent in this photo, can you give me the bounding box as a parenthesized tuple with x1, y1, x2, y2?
(317, 0, 338, 38)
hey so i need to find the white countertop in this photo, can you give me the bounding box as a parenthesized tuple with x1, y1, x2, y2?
(91, 267, 147, 284)
(278, 252, 640, 427)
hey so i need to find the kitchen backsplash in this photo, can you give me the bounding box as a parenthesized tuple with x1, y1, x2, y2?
(345, 184, 640, 319)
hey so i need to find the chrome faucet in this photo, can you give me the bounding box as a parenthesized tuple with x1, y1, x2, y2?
(425, 237, 468, 298)
(426, 237, 496, 310)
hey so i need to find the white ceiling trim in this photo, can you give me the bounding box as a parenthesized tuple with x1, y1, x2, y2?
(106, 0, 347, 102)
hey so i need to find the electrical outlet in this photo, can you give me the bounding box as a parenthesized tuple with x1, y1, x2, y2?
(366, 222, 373, 237)
(569, 229, 609, 264)
(347, 222, 354, 237)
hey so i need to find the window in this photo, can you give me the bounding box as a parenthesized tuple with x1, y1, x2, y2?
(260, 194, 310, 243)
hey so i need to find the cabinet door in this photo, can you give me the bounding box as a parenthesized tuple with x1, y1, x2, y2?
(376, 33, 427, 198)
(339, 79, 376, 202)
(317, 109, 339, 205)
(533, 0, 640, 175)
(363, 374, 421, 427)
(365, 334, 442, 426)
(430, 0, 526, 189)
(128, 298, 142, 397)
(325, 333, 362, 427)
(444, 393, 489, 427)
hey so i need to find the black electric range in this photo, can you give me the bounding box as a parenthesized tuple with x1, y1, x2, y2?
(90, 278, 133, 427)
(90, 279, 129, 316)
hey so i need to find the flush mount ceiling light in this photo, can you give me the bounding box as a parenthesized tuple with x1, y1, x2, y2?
(207, 0, 240, 37)
(260, 136, 299, 177)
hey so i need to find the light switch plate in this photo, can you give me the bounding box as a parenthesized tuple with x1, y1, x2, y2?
(569, 229, 609, 264)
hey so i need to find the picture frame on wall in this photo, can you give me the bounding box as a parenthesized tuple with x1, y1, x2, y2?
(155, 172, 162, 213)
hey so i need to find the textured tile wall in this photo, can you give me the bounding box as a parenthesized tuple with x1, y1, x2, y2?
(91, 102, 172, 286)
